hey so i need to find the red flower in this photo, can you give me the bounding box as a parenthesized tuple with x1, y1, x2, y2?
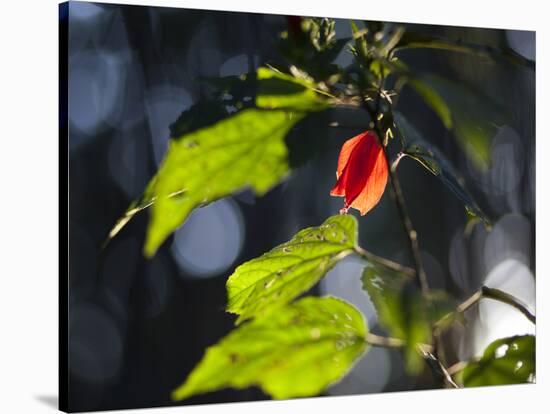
(330, 131, 389, 215)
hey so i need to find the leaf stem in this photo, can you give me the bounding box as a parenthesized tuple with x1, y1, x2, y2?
(362, 81, 430, 296)
(365, 332, 403, 348)
(420, 349, 460, 388)
(391, 152, 405, 172)
(446, 360, 469, 376)
(457, 286, 536, 324)
(366, 333, 433, 354)
(354, 246, 415, 277)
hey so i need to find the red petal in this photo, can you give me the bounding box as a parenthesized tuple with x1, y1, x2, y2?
(330, 131, 388, 215)
(330, 132, 370, 197)
(348, 138, 388, 215)
(335, 132, 370, 179)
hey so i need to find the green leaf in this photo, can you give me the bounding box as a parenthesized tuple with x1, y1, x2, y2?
(394, 31, 535, 70)
(109, 66, 331, 252)
(255, 67, 330, 111)
(361, 262, 427, 373)
(462, 335, 535, 387)
(406, 74, 506, 170)
(169, 100, 229, 139)
(394, 112, 490, 226)
(227, 215, 357, 324)
(361, 261, 454, 374)
(407, 78, 453, 129)
(172, 296, 368, 400)
(201, 66, 331, 111)
(105, 101, 229, 244)
(144, 109, 304, 257)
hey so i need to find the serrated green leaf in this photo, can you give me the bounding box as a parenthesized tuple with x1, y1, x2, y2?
(107, 65, 333, 251)
(361, 261, 454, 374)
(407, 74, 506, 170)
(227, 215, 357, 324)
(169, 100, 229, 139)
(394, 31, 535, 69)
(255, 67, 330, 111)
(144, 109, 304, 257)
(172, 296, 368, 400)
(394, 112, 490, 226)
(462, 335, 535, 387)
(361, 262, 427, 373)
(105, 101, 229, 244)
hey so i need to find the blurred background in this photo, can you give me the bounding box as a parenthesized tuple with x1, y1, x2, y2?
(64, 1, 535, 411)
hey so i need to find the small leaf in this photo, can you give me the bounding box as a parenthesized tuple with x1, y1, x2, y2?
(361, 261, 454, 374)
(172, 296, 368, 400)
(144, 109, 304, 257)
(406, 74, 506, 170)
(462, 335, 535, 387)
(255, 67, 330, 111)
(394, 112, 490, 226)
(227, 215, 357, 324)
(394, 31, 535, 70)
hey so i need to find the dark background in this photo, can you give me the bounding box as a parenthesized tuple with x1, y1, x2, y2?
(63, 1, 535, 411)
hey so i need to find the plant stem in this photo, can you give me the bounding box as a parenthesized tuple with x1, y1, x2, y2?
(365, 332, 403, 348)
(354, 245, 415, 277)
(447, 360, 469, 376)
(362, 84, 429, 296)
(421, 349, 459, 389)
(456, 289, 483, 313)
(457, 286, 536, 324)
(366, 333, 433, 354)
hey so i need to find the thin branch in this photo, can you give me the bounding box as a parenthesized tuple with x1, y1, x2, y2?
(365, 333, 403, 348)
(391, 152, 405, 172)
(362, 85, 429, 296)
(447, 360, 469, 377)
(457, 289, 483, 314)
(354, 246, 415, 277)
(421, 349, 460, 389)
(481, 286, 536, 324)
(366, 333, 433, 354)
(454, 286, 536, 324)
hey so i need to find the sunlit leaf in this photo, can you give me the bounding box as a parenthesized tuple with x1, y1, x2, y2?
(144, 109, 304, 257)
(255, 66, 330, 111)
(107, 65, 332, 250)
(227, 215, 357, 324)
(172, 296, 368, 400)
(394, 31, 535, 69)
(394, 112, 490, 226)
(361, 261, 454, 373)
(105, 101, 229, 243)
(462, 335, 535, 387)
(169, 100, 229, 138)
(406, 74, 506, 170)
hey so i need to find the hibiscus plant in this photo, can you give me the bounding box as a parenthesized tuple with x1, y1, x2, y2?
(107, 17, 535, 400)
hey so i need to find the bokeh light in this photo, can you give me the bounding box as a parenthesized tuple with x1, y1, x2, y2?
(145, 85, 192, 166)
(69, 302, 123, 383)
(328, 346, 392, 395)
(471, 258, 535, 357)
(171, 198, 245, 278)
(321, 256, 377, 326)
(506, 30, 536, 61)
(69, 51, 123, 142)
